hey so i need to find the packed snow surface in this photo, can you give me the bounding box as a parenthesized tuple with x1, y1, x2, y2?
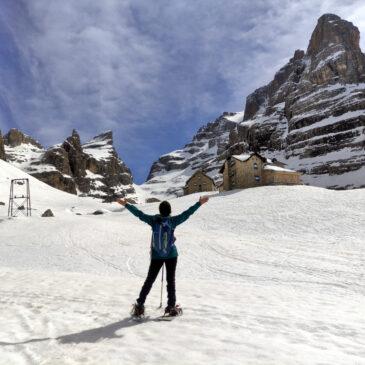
(0, 160, 364, 364)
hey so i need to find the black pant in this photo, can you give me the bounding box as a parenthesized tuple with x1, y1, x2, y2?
(137, 257, 177, 307)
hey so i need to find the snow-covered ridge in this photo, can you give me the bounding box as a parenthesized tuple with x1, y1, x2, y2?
(223, 111, 245, 123)
(4, 143, 51, 173)
(82, 131, 115, 161)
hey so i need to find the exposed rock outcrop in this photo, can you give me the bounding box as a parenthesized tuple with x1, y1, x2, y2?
(82, 131, 135, 200)
(306, 14, 365, 84)
(4, 128, 46, 171)
(30, 146, 77, 194)
(0, 131, 5, 161)
(41, 209, 54, 217)
(62, 130, 86, 173)
(92, 210, 104, 215)
(62, 130, 89, 192)
(4, 128, 43, 148)
(3, 129, 135, 199)
(32, 170, 77, 195)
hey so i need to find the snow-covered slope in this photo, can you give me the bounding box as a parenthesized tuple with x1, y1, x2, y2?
(3, 129, 55, 175)
(0, 159, 364, 364)
(0, 159, 107, 215)
(140, 113, 241, 199)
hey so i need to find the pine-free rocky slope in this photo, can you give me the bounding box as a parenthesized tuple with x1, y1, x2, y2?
(0, 128, 135, 200)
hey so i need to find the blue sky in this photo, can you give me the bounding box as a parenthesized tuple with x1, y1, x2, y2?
(1, 0, 365, 183)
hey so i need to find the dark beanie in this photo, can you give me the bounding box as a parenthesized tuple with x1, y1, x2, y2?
(159, 201, 171, 217)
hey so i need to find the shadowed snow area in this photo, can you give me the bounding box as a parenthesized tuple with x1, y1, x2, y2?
(0, 160, 364, 364)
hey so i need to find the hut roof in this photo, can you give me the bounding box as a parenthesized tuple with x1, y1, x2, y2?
(263, 165, 299, 173)
(233, 152, 267, 163)
(184, 170, 215, 187)
(219, 152, 267, 173)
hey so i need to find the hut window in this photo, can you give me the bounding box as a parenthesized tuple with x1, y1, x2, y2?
(198, 184, 202, 192)
(255, 176, 260, 182)
(253, 162, 258, 169)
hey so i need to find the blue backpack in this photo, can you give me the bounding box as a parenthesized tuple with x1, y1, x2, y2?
(151, 217, 175, 257)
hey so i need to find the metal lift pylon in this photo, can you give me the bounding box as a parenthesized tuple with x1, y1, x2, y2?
(8, 178, 32, 217)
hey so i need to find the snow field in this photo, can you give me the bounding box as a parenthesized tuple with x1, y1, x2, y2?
(0, 160, 364, 364)
(0, 270, 363, 365)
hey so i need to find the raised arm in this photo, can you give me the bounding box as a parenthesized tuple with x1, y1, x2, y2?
(170, 196, 209, 227)
(117, 198, 155, 226)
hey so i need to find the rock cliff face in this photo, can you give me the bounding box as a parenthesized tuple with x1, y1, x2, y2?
(143, 14, 365, 196)
(3, 128, 43, 149)
(0, 131, 5, 161)
(81, 131, 135, 201)
(1, 129, 135, 199)
(240, 13, 365, 189)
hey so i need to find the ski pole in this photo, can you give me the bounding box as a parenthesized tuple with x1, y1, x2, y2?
(158, 265, 164, 308)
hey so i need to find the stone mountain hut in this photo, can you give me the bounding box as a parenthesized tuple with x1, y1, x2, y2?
(219, 152, 301, 191)
(183, 170, 216, 195)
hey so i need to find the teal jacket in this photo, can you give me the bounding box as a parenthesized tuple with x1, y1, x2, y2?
(125, 202, 201, 259)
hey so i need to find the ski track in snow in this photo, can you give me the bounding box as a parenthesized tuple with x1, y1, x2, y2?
(0, 162, 364, 365)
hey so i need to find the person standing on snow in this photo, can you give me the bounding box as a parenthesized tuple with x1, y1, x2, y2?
(117, 196, 209, 317)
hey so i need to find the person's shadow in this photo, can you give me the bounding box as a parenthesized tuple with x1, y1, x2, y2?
(0, 316, 150, 346)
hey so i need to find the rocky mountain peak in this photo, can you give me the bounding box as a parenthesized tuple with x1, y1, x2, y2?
(306, 13, 365, 84)
(61, 130, 86, 179)
(64, 129, 82, 152)
(71, 129, 78, 137)
(95, 131, 113, 143)
(85, 131, 114, 148)
(0, 127, 135, 200)
(307, 14, 360, 57)
(4, 128, 43, 148)
(244, 13, 365, 122)
(292, 49, 305, 62)
(243, 47, 307, 121)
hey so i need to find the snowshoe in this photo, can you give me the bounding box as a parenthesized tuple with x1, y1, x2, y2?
(131, 303, 145, 318)
(164, 305, 183, 317)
